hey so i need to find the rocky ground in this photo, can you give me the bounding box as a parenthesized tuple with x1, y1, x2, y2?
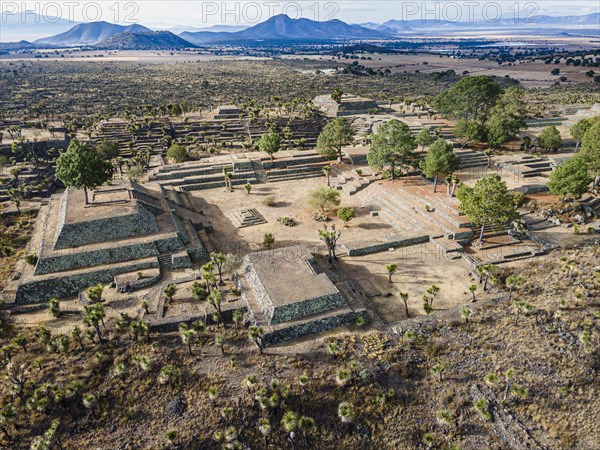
(0, 211, 36, 291)
(0, 209, 598, 449)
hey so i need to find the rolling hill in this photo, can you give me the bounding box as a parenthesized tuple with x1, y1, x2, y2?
(93, 31, 196, 50)
(34, 21, 151, 46)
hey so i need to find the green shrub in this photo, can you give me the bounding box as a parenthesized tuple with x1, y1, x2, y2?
(25, 254, 38, 266)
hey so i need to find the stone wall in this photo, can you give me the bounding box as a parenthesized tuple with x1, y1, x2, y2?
(15, 259, 159, 304)
(343, 235, 430, 256)
(115, 269, 162, 293)
(451, 231, 475, 240)
(242, 257, 274, 321)
(171, 251, 192, 269)
(170, 211, 191, 245)
(262, 310, 370, 347)
(35, 241, 161, 275)
(54, 199, 159, 250)
(270, 291, 346, 324)
(187, 247, 209, 263)
(154, 235, 186, 253)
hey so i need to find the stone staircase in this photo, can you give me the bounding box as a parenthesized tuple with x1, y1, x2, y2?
(358, 184, 423, 232)
(335, 168, 374, 195)
(582, 192, 600, 216)
(157, 254, 173, 272)
(130, 189, 163, 214)
(150, 155, 259, 192)
(262, 151, 332, 183)
(93, 119, 169, 157)
(521, 214, 559, 232)
(454, 149, 489, 170)
(393, 183, 473, 238)
(501, 155, 554, 178)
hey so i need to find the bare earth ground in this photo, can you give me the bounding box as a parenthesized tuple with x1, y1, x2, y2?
(2, 243, 599, 449)
(339, 244, 495, 324)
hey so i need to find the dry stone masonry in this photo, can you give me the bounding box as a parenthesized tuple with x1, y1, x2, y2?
(238, 245, 369, 346)
(3, 182, 210, 304)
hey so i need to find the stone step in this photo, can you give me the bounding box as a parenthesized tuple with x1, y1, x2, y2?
(361, 185, 423, 232)
(157, 254, 173, 271)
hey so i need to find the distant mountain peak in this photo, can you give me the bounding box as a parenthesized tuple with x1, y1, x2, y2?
(34, 21, 151, 46)
(181, 14, 391, 45)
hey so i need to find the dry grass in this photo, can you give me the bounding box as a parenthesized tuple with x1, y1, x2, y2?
(0, 244, 598, 449)
(0, 211, 36, 291)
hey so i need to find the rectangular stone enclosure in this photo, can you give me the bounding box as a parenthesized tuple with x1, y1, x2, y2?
(242, 245, 346, 324)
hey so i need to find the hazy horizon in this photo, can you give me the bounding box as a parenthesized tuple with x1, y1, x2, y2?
(1, 0, 599, 42)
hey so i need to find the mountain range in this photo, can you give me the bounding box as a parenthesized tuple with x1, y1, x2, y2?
(363, 13, 600, 32)
(0, 10, 77, 41)
(181, 14, 390, 44)
(1, 12, 598, 50)
(34, 21, 151, 46)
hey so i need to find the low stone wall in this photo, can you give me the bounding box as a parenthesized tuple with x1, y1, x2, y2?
(15, 259, 159, 304)
(343, 235, 430, 256)
(262, 309, 369, 347)
(270, 291, 346, 324)
(171, 251, 192, 269)
(35, 241, 161, 275)
(154, 235, 186, 253)
(451, 230, 475, 240)
(470, 384, 543, 450)
(188, 247, 209, 263)
(115, 269, 162, 293)
(54, 200, 159, 250)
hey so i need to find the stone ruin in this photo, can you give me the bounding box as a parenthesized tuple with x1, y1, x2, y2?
(236, 244, 369, 346)
(2, 182, 210, 305)
(149, 150, 333, 192)
(314, 94, 379, 117)
(213, 105, 242, 120)
(227, 208, 267, 228)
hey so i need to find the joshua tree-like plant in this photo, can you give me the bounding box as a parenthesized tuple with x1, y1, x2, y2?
(337, 402, 355, 432)
(460, 306, 472, 324)
(469, 284, 477, 302)
(248, 326, 265, 354)
(386, 263, 398, 283)
(48, 298, 60, 318)
(505, 274, 524, 301)
(399, 292, 410, 317)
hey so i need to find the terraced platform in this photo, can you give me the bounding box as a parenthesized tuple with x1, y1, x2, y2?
(2, 182, 209, 305)
(237, 245, 368, 346)
(227, 208, 267, 228)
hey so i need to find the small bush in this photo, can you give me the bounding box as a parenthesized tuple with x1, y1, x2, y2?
(512, 191, 527, 208)
(263, 233, 275, 249)
(263, 196, 276, 207)
(337, 207, 355, 225)
(312, 211, 330, 222)
(277, 216, 296, 227)
(25, 254, 38, 266)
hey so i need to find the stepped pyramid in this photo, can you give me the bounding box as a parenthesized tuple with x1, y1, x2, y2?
(227, 208, 267, 228)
